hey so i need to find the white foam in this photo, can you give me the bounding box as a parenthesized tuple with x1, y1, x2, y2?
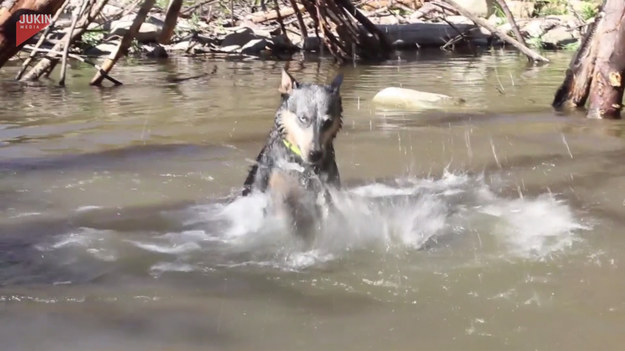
(37, 173, 589, 271)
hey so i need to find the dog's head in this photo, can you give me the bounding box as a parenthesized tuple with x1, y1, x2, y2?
(276, 69, 343, 165)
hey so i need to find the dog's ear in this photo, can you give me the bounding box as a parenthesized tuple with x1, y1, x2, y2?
(329, 73, 343, 94)
(279, 69, 298, 95)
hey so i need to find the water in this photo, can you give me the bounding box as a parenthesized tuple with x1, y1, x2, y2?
(1, 50, 624, 350)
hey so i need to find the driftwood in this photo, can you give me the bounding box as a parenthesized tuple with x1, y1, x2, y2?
(494, 0, 527, 52)
(23, 45, 122, 84)
(248, 4, 305, 23)
(158, 0, 182, 44)
(90, 0, 154, 85)
(180, 0, 216, 17)
(298, 0, 391, 61)
(59, 0, 88, 86)
(288, 0, 307, 38)
(439, 0, 549, 63)
(377, 22, 488, 47)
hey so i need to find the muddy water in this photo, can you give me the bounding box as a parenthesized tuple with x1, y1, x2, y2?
(1, 51, 624, 351)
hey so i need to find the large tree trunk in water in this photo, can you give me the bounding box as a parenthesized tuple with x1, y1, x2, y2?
(553, 0, 625, 119)
(587, 1, 625, 119)
(0, 0, 66, 69)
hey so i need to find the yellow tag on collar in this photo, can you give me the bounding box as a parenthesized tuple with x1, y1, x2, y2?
(282, 139, 302, 157)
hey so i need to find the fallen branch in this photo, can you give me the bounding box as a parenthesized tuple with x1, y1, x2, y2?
(248, 3, 305, 23)
(272, 0, 287, 36)
(23, 45, 122, 84)
(158, 0, 182, 44)
(90, 0, 155, 86)
(494, 0, 527, 57)
(288, 0, 307, 38)
(439, 0, 549, 63)
(180, 0, 216, 16)
(60, 0, 89, 86)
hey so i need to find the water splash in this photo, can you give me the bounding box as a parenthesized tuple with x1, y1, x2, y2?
(37, 173, 588, 274)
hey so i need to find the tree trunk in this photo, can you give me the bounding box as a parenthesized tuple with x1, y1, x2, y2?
(587, 0, 625, 119)
(158, 0, 181, 44)
(0, 0, 66, 69)
(90, 0, 154, 86)
(553, 0, 625, 119)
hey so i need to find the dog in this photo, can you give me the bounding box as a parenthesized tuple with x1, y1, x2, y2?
(242, 69, 344, 237)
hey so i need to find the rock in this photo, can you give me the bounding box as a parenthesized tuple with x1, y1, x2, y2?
(241, 38, 270, 55)
(145, 44, 168, 58)
(497, 22, 513, 36)
(546, 14, 581, 28)
(84, 41, 118, 56)
(270, 35, 298, 52)
(444, 15, 474, 25)
(372, 87, 464, 110)
(452, 0, 497, 17)
(100, 4, 123, 18)
(542, 26, 578, 49)
(507, 0, 535, 18)
(221, 27, 259, 47)
(109, 21, 161, 43)
(375, 15, 400, 25)
(521, 18, 560, 38)
(220, 45, 242, 53)
(169, 41, 192, 51)
(302, 36, 324, 51)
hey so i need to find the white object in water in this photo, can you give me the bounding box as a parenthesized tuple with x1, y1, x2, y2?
(372, 87, 460, 110)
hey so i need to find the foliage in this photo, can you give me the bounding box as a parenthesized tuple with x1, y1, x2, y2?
(536, 0, 599, 19)
(526, 36, 544, 50)
(155, 0, 170, 10)
(81, 30, 105, 47)
(536, 0, 568, 16)
(563, 41, 580, 51)
(579, 2, 599, 20)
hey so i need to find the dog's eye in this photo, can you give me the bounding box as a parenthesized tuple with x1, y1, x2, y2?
(298, 115, 310, 124)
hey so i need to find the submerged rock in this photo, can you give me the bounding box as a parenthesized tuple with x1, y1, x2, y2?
(144, 43, 168, 58)
(372, 87, 464, 110)
(221, 27, 259, 47)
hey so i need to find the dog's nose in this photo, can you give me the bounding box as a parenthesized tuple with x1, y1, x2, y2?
(308, 150, 323, 163)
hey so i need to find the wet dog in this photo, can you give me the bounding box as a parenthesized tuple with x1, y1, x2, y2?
(242, 69, 344, 238)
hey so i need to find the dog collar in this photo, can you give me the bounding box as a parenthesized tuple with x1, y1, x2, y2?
(282, 139, 302, 157)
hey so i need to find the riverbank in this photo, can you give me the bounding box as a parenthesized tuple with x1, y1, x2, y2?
(7, 0, 599, 62)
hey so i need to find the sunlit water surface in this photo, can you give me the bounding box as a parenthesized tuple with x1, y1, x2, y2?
(1, 51, 624, 350)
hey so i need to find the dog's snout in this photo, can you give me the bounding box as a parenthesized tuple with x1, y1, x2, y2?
(308, 150, 323, 163)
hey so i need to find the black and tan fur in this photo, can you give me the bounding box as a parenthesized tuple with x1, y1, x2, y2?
(242, 69, 344, 232)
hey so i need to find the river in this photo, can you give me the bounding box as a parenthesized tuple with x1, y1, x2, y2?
(1, 50, 624, 350)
